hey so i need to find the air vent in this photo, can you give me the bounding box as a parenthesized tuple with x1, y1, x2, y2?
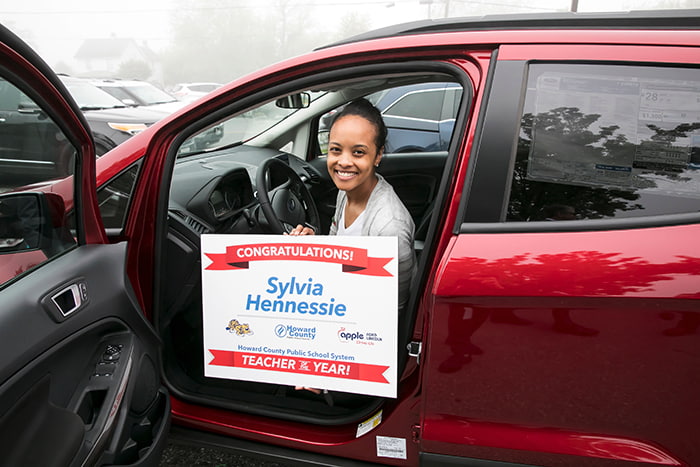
(170, 210, 211, 234)
(186, 216, 210, 234)
(170, 210, 186, 221)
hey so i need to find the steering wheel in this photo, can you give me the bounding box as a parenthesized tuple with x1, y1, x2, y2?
(255, 158, 320, 234)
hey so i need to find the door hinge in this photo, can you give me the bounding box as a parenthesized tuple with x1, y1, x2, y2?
(411, 424, 421, 443)
(407, 341, 422, 365)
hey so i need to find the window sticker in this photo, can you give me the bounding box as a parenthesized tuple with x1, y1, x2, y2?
(527, 72, 700, 198)
(376, 436, 406, 459)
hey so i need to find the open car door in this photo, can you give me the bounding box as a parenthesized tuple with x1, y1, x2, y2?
(0, 24, 169, 467)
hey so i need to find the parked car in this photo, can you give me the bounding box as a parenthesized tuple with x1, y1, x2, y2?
(0, 77, 73, 186)
(170, 82, 222, 102)
(2, 9, 700, 467)
(90, 78, 224, 151)
(91, 78, 185, 114)
(319, 82, 462, 154)
(59, 75, 168, 155)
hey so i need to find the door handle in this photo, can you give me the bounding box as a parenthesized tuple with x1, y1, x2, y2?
(52, 283, 82, 316)
(44, 280, 89, 321)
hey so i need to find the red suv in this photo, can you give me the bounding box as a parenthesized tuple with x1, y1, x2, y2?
(1, 10, 699, 467)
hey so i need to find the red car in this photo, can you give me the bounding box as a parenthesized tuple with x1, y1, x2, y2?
(2, 9, 700, 467)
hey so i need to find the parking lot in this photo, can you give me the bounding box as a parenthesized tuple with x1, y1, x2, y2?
(159, 439, 289, 467)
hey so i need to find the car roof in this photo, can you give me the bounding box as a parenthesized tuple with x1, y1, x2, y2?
(320, 9, 700, 49)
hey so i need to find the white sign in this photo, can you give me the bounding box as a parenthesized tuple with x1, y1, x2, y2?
(200, 234, 398, 398)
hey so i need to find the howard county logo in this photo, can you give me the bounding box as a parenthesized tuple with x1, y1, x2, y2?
(274, 324, 316, 340)
(226, 319, 253, 336)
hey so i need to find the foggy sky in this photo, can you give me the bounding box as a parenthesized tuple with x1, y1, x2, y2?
(2, 0, 697, 82)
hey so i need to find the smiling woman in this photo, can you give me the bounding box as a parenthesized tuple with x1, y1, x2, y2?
(155, 71, 458, 428)
(7, 9, 697, 466)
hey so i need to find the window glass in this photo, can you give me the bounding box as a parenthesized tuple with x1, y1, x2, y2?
(98, 163, 140, 229)
(441, 88, 463, 121)
(318, 82, 463, 155)
(383, 88, 444, 121)
(192, 84, 218, 93)
(507, 64, 700, 222)
(177, 96, 307, 157)
(0, 77, 77, 285)
(120, 84, 175, 105)
(101, 87, 130, 102)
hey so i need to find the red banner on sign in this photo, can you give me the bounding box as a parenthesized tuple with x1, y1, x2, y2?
(208, 349, 390, 384)
(204, 243, 392, 276)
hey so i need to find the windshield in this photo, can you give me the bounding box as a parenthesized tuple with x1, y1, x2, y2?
(62, 80, 127, 110)
(178, 92, 325, 157)
(122, 84, 177, 105)
(189, 84, 219, 92)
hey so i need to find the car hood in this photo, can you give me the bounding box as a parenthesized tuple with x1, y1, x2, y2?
(82, 106, 169, 123)
(141, 101, 188, 114)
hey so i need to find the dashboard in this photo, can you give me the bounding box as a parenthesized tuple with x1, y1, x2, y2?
(207, 172, 252, 220)
(167, 144, 326, 237)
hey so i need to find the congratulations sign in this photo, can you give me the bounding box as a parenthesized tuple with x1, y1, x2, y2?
(201, 234, 398, 398)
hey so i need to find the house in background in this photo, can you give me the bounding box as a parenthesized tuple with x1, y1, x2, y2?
(73, 37, 164, 84)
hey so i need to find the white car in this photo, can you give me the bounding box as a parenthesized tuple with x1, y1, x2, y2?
(170, 82, 222, 102)
(91, 78, 186, 114)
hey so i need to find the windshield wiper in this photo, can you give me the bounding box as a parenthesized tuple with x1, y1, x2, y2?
(80, 104, 128, 111)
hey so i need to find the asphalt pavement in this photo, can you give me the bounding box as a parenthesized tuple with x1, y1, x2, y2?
(159, 439, 292, 467)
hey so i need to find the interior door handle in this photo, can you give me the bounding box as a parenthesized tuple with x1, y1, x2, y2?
(43, 280, 88, 321)
(52, 283, 82, 316)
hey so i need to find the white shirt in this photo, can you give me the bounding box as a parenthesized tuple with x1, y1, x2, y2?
(337, 205, 366, 236)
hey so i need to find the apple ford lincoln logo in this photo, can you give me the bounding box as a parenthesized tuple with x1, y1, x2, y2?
(287, 198, 296, 212)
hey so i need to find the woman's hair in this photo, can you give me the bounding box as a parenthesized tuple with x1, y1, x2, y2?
(330, 98, 388, 151)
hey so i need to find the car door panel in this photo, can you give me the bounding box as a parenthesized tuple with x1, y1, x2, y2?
(0, 243, 170, 467)
(1, 22, 169, 467)
(420, 44, 700, 465)
(423, 226, 698, 466)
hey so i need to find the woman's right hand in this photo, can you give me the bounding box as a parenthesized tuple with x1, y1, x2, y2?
(288, 224, 315, 236)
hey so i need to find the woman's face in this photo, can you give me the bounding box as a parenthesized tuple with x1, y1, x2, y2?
(326, 114, 383, 197)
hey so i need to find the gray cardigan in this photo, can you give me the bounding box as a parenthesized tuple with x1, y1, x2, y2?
(330, 175, 416, 308)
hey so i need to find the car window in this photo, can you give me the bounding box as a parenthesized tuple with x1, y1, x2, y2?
(178, 95, 319, 158)
(0, 77, 78, 286)
(383, 88, 445, 121)
(112, 84, 176, 106)
(100, 86, 132, 103)
(507, 63, 700, 222)
(97, 163, 140, 230)
(318, 82, 463, 155)
(61, 79, 126, 110)
(441, 87, 463, 121)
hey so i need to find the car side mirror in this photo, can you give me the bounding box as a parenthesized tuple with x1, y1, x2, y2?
(0, 192, 73, 255)
(276, 92, 310, 109)
(317, 129, 330, 155)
